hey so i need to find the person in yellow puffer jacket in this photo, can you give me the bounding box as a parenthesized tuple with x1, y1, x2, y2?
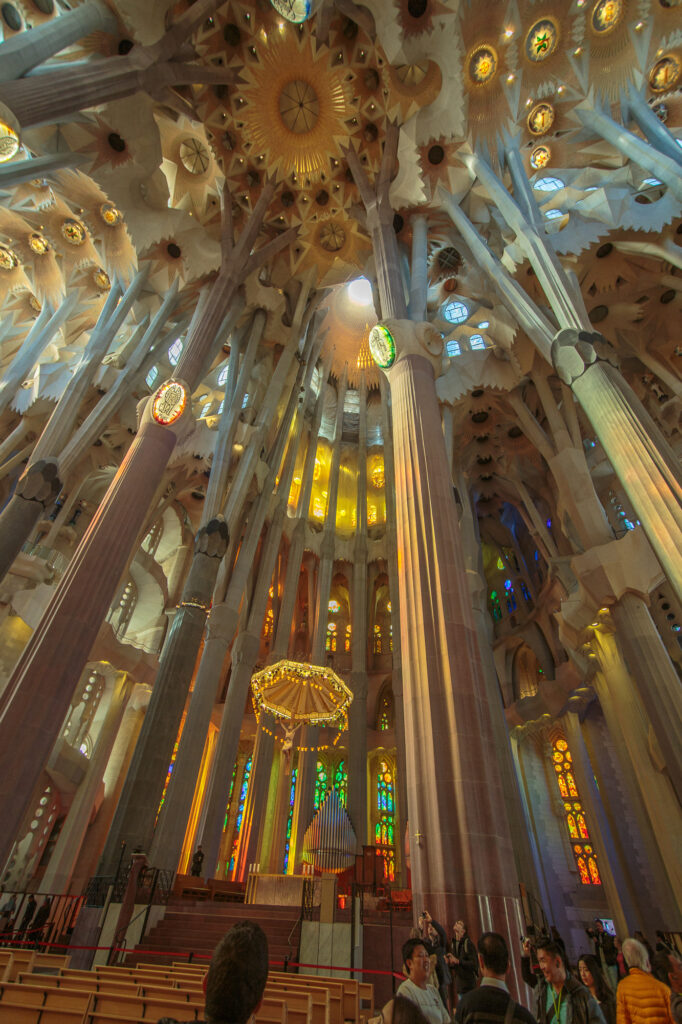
(617, 938, 674, 1024)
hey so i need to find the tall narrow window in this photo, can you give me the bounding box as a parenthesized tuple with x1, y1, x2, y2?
(344, 624, 352, 652)
(229, 755, 252, 875)
(326, 622, 337, 652)
(373, 624, 382, 654)
(314, 759, 329, 810)
(375, 760, 395, 882)
(551, 737, 601, 886)
(283, 767, 297, 872)
(334, 760, 348, 806)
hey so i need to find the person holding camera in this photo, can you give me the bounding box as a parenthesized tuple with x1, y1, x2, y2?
(446, 921, 479, 1002)
(418, 911, 452, 1010)
(588, 920, 618, 992)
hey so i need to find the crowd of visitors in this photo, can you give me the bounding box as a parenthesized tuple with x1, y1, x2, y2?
(386, 914, 681, 1024)
(0, 890, 53, 946)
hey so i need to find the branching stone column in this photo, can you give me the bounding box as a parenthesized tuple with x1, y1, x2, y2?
(0, 178, 292, 872)
(41, 672, 132, 894)
(372, 319, 523, 978)
(288, 367, 347, 874)
(347, 374, 368, 850)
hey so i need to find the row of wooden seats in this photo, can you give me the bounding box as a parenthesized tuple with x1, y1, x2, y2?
(0, 950, 72, 982)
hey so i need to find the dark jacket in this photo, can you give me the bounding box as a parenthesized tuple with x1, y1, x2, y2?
(456, 981, 538, 1024)
(594, 932, 618, 968)
(425, 920, 452, 988)
(450, 934, 479, 994)
(533, 974, 606, 1024)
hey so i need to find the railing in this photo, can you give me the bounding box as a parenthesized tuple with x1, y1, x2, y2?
(0, 890, 84, 950)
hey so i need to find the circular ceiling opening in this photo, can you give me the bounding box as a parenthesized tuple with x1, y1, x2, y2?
(279, 80, 319, 134)
(347, 278, 373, 306)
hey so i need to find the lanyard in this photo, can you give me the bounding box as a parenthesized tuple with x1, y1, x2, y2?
(551, 988, 563, 1023)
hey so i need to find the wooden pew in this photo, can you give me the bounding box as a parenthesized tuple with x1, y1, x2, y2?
(88, 987, 204, 1020)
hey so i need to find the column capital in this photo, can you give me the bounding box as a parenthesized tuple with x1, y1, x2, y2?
(194, 516, 229, 559)
(551, 329, 619, 386)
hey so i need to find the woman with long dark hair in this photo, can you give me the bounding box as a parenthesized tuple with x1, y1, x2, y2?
(578, 954, 617, 1024)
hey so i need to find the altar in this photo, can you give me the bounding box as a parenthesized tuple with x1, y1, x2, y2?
(245, 870, 336, 912)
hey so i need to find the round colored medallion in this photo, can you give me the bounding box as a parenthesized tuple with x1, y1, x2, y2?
(270, 0, 313, 23)
(0, 243, 19, 271)
(527, 102, 555, 136)
(649, 53, 681, 92)
(61, 218, 87, 246)
(468, 45, 498, 85)
(152, 381, 188, 425)
(530, 144, 551, 169)
(0, 118, 20, 162)
(93, 267, 111, 291)
(100, 201, 122, 226)
(28, 233, 50, 255)
(368, 324, 396, 370)
(591, 0, 624, 33)
(525, 18, 559, 62)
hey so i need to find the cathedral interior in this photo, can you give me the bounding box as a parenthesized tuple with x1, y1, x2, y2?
(0, 0, 681, 977)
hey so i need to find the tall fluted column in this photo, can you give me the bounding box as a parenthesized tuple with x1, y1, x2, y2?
(378, 320, 523, 987)
(562, 710, 637, 935)
(590, 626, 682, 914)
(41, 672, 132, 893)
(235, 713, 276, 879)
(379, 377, 408, 885)
(288, 368, 347, 873)
(347, 375, 368, 849)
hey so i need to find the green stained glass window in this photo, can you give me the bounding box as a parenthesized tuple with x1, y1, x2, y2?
(314, 759, 329, 810)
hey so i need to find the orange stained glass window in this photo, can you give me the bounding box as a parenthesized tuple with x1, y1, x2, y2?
(551, 736, 601, 886)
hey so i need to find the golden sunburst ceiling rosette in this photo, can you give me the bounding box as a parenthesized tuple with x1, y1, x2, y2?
(238, 33, 355, 180)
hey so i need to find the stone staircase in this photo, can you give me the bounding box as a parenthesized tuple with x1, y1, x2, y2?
(127, 900, 302, 967)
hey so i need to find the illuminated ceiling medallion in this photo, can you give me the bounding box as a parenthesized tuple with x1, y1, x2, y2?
(28, 232, 50, 255)
(368, 324, 396, 370)
(525, 18, 559, 62)
(527, 102, 555, 135)
(239, 36, 350, 178)
(0, 119, 20, 162)
(591, 0, 624, 33)
(649, 53, 682, 92)
(100, 201, 122, 226)
(318, 222, 346, 252)
(93, 267, 111, 291)
(61, 218, 87, 246)
(179, 137, 210, 175)
(468, 45, 498, 85)
(270, 0, 315, 24)
(0, 244, 19, 271)
(152, 381, 188, 425)
(530, 144, 551, 169)
(279, 80, 319, 134)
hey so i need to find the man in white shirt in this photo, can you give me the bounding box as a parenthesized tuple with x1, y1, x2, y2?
(397, 937, 451, 1024)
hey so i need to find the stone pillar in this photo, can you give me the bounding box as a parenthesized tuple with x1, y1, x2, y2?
(552, 331, 682, 604)
(562, 709, 637, 936)
(348, 375, 368, 850)
(98, 517, 228, 874)
(0, 459, 62, 577)
(0, 400, 188, 872)
(267, 750, 291, 873)
(377, 320, 522, 979)
(288, 369, 347, 873)
(41, 672, 132, 893)
(623, 88, 682, 169)
(0, 1, 118, 84)
(379, 377, 408, 886)
(590, 625, 682, 913)
(235, 713, 276, 879)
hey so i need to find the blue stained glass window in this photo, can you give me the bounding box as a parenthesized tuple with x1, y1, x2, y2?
(520, 581, 531, 601)
(469, 333, 486, 350)
(168, 338, 183, 366)
(218, 364, 229, 386)
(375, 761, 396, 882)
(146, 365, 158, 388)
(545, 208, 563, 220)
(446, 339, 461, 357)
(534, 176, 564, 192)
(228, 754, 252, 873)
(283, 767, 297, 872)
(443, 300, 469, 324)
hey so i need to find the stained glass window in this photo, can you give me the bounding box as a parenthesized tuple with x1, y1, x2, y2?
(344, 624, 352, 652)
(229, 754, 252, 875)
(283, 767, 297, 872)
(223, 764, 237, 830)
(156, 740, 179, 822)
(326, 622, 337, 652)
(551, 737, 600, 886)
(377, 686, 393, 731)
(334, 761, 347, 806)
(504, 579, 517, 612)
(375, 760, 396, 882)
(490, 590, 502, 621)
(314, 759, 329, 810)
(373, 624, 382, 654)
(168, 338, 183, 366)
(264, 608, 274, 641)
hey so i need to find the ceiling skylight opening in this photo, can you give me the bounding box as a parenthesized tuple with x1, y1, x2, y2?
(545, 208, 564, 219)
(347, 277, 373, 306)
(477, 320, 490, 329)
(443, 299, 469, 324)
